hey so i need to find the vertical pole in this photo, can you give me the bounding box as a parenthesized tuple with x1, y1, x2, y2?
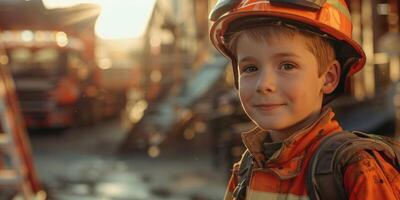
(350, 0, 365, 100)
(362, 0, 376, 98)
(388, 0, 400, 82)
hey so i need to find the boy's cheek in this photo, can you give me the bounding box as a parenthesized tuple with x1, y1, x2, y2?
(238, 92, 250, 108)
(238, 78, 256, 92)
(238, 92, 253, 114)
(238, 82, 251, 97)
(239, 83, 254, 98)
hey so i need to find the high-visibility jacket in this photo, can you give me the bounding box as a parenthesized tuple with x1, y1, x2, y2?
(224, 107, 400, 200)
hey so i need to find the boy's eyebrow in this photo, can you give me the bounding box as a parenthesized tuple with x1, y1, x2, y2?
(238, 52, 301, 63)
(238, 56, 258, 63)
(272, 52, 301, 59)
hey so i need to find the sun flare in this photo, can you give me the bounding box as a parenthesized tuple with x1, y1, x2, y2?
(43, 0, 156, 39)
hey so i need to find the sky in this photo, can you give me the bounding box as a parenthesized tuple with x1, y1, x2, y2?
(42, 0, 156, 40)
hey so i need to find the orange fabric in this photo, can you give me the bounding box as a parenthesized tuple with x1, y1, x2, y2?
(223, 108, 400, 200)
(344, 151, 400, 200)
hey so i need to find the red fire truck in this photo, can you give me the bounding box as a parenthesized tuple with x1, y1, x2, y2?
(2, 31, 99, 128)
(0, 1, 101, 128)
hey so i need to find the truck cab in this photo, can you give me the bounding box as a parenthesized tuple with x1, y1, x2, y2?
(3, 31, 97, 128)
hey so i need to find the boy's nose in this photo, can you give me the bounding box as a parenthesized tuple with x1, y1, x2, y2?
(256, 69, 276, 94)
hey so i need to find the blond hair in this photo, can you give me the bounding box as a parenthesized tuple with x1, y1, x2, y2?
(226, 26, 336, 76)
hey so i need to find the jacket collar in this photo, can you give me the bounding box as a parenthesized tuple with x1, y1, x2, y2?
(240, 107, 342, 179)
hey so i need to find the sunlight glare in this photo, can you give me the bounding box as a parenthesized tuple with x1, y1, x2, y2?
(43, 0, 156, 39)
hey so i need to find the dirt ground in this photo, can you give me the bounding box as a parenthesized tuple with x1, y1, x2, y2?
(30, 118, 227, 200)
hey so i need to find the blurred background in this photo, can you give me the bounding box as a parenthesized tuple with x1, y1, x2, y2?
(0, 0, 399, 199)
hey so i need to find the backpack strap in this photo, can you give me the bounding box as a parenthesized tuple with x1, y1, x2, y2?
(233, 150, 253, 200)
(352, 131, 400, 171)
(332, 132, 400, 191)
(306, 131, 356, 200)
(307, 131, 400, 200)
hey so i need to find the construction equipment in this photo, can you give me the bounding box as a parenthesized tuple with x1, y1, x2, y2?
(0, 48, 45, 199)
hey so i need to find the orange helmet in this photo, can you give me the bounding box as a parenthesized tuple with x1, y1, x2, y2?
(209, 0, 366, 102)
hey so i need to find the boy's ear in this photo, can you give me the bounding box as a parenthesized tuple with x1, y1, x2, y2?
(322, 60, 341, 94)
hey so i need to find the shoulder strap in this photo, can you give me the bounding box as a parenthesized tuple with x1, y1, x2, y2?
(307, 131, 400, 200)
(233, 150, 253, 200)
(352, 131, 400, 171)
(306, 131, 356, 200)
(332, 132, 400, 188)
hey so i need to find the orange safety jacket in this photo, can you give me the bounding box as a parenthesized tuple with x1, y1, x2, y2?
(224, 107, 400, 200)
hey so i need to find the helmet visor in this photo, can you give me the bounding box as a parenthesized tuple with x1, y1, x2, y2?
(209, 0, 327, 21)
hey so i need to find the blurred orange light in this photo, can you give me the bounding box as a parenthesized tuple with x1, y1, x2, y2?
(148, 146, 160, 158)
(55, 31, 68, 47)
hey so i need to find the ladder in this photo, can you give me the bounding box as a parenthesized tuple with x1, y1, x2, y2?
(0, 62, 45, 199)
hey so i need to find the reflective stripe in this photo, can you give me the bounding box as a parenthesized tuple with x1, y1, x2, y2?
(327, 0, 351, 19)
(223, 191, 234, 200)
(247, 190, 310, 200)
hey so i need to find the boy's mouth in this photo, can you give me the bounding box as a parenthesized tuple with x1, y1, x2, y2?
(253, 103, 285, 111)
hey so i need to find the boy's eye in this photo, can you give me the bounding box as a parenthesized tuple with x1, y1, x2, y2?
(279, 63, 296, 71)
(242, 65, 258, 73)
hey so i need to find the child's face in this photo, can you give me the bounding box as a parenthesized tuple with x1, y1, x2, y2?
(236, 34, 325, 132)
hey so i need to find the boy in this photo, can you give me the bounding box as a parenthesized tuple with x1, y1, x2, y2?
(208, 0, 400, 199)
